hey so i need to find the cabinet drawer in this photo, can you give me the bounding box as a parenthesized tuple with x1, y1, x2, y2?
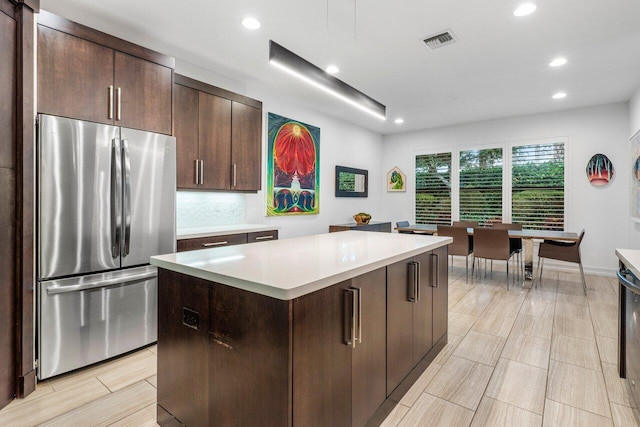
(177, 233, 248, 252)
(247, 230, 278, 244)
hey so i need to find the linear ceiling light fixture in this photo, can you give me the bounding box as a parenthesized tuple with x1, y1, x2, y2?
(269, 40, 386, 120)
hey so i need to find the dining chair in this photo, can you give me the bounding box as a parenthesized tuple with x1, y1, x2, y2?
(471, 227, 517, 289)
(452, 220, 479, 228)
(535, 229, 587, 295)
(491, 222, 523, 276)
(396, 221, 413, 234)
(437, 225, 473, 282)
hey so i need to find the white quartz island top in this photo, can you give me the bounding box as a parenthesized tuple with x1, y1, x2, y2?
(177, 224, 279, 240)
(152, 231, 452, 300)
(616, 248, 640, 279)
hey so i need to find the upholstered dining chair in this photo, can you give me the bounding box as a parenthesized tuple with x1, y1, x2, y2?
(472, 227, 518, 289)
(491, 222, 523, 276)
(396, 221, 413, 234)
(535, 229, 587, 295)
(437, 225, 473, 282)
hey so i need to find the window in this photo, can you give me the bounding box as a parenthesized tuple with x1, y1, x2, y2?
(511, 142, 565, 230)
(415, 152, 451, 225)
(413, 139, 565, 230)
(459, 148, 503, 226)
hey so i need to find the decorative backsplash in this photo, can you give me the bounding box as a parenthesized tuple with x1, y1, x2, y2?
(176, 191, 247, 229)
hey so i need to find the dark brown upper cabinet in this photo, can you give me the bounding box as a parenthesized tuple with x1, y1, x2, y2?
(37, 11, 173, 135)
(173, 74, 262, 192)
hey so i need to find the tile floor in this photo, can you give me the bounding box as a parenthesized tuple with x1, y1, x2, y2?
(0, 260, 637, 426)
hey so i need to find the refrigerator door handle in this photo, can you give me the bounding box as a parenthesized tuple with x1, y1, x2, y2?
(46, 270, 157, 295)
(110, 139, 122, 259)
(122, 139, 132, 257)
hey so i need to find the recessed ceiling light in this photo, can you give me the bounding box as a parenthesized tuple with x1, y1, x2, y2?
(513, 3, 537, 17)
(325, 65, 340, 74)
(242, 17, 261, 30)
(394, 118, 404, 124)
(552, 92, 567, 99)
(549, 57, 567, 67)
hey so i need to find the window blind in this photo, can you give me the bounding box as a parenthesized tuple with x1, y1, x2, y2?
(459, 148, 503, 226)
(511, 143, 565, 230)
(415, 153, 452, 225)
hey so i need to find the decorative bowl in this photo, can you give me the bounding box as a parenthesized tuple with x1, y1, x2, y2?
(353, 213, 372, 225)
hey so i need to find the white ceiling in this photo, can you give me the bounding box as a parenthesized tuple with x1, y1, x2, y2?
(41, 0, 640, 135)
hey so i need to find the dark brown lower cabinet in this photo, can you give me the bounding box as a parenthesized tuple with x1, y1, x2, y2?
(432, 246, 449, 344)
(0, 1, 16, 411)
(387, 247, 449, 395)
(157, 247, 447, 427)
(293, 268, 387, 427)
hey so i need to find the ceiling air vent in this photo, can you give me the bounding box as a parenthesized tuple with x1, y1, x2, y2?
(422, 30, 458, 50)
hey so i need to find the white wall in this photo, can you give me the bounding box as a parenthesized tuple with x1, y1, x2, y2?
(631, 85, 640, 137)
(381, 103, 631, 275)
(175, 62, 385, 239)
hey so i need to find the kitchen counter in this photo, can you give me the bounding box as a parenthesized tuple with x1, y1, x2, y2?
(176, 224, 279, 240)
(152, 231, 451, 300)
(616, 249, 640, 279)
(155, 230, 451, 427)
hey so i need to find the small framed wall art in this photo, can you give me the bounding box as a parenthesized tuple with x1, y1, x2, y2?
(586, 153, 614, 187)
(387, 167, 406, 192)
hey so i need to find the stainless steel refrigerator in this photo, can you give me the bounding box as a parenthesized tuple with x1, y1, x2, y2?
(36, 114, 176, 379)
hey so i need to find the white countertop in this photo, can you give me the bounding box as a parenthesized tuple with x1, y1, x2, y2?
(177, 224, 279, 240)
(616, 249, 640, 279)
(152, 231, 452, 300)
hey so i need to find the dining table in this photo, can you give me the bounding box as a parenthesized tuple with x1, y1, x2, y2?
(395, 224, 580, 288)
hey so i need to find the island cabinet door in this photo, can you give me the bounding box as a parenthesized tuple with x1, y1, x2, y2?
(432, 245, 449, 344)
(351, 268, 387, 427)
(157, 269, 211, 427)
(208, 283, 291, 427)
(413, 251, 434, 366)
(386, 258, 416, 395)
(293, 281, 353, 427)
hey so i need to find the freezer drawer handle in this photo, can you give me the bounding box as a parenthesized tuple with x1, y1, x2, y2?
(46, 271, 157, 295)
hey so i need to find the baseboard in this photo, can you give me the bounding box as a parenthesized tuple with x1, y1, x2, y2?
(18, 369, 36, 398)
(537, 260, 616, 277)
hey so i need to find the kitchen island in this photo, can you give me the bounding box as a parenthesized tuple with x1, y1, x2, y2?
(151, 231, 451, 427)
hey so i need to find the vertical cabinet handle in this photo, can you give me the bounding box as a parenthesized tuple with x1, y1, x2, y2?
(344, 289, 357, 348)
(408, 261, 419, 302)
(431, 253, 439, 288)
(108, 86, 114, 119)
(232, 163, 237, 187)
(195, 159, 199, 185)
(116, 87, 122, 121)
(200, 160, 204, 185)
(415, 261, 421, 302)
(355, 287, 362, 344)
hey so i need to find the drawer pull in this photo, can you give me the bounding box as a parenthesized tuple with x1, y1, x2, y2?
(202, 241, 228, 247)
(255, 235, 274, 241)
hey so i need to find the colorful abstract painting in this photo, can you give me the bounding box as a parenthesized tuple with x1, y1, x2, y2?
(267, 113, 320, 216)
(387, 166, 406, 192)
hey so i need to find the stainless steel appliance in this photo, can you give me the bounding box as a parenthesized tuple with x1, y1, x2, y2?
(37, 114, 176, 379)
(618, 264, 640, 422)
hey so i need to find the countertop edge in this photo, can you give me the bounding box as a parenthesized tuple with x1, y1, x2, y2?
(152, 236, 452, 300)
